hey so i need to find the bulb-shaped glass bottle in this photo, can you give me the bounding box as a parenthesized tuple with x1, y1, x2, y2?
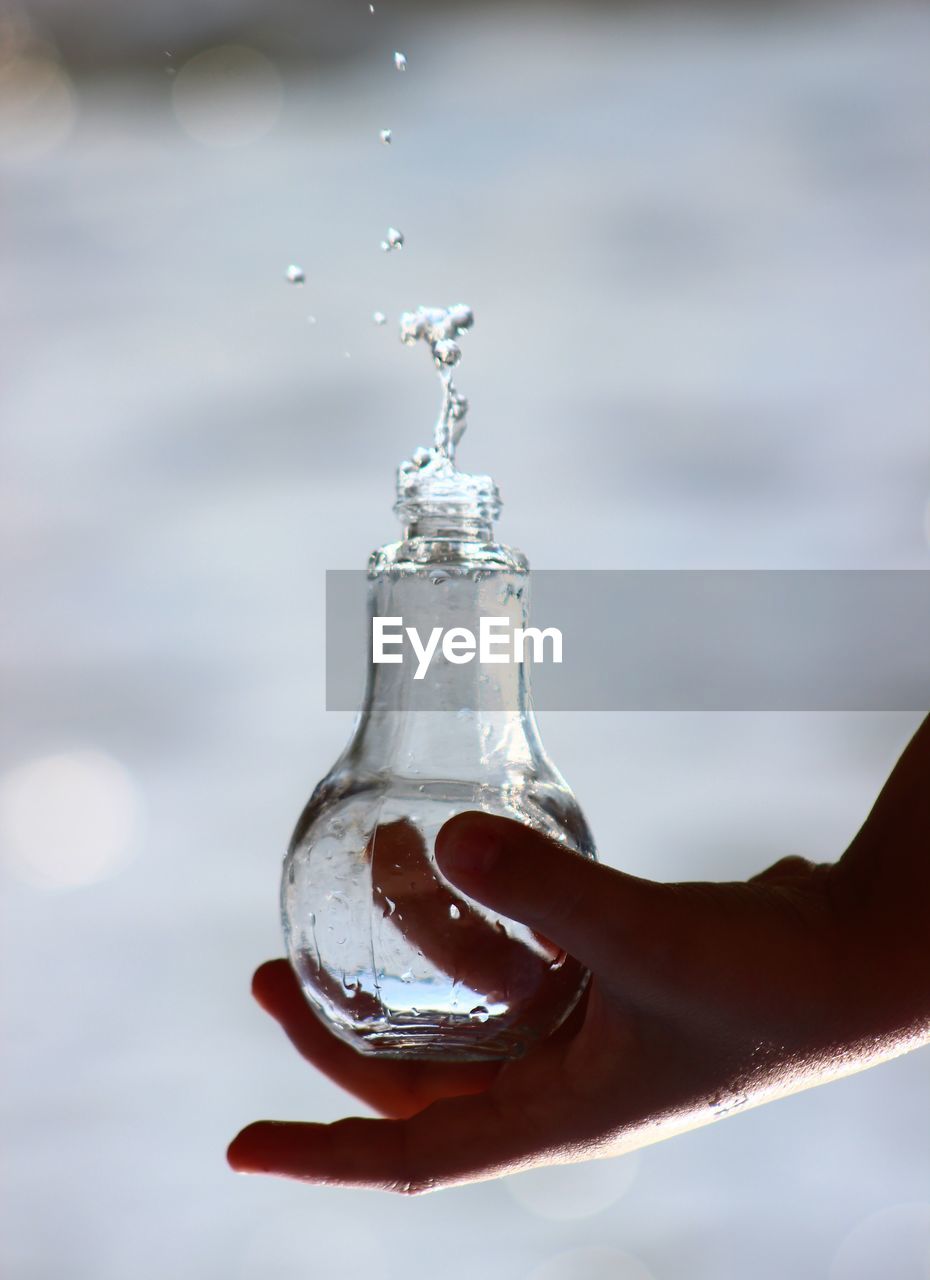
(282, 453, 596, 1061)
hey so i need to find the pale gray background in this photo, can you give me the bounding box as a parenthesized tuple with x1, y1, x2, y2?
(2, 1, 929, 1278)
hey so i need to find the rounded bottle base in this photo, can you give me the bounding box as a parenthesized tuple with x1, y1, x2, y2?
(347, 1023, 531, 1061)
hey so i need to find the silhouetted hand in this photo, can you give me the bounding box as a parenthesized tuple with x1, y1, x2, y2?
(228, 716, 930, 1193)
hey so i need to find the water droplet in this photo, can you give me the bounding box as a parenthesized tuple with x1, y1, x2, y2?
(399, 311, 425, 345)
(381, 895, 397, 917)
(369, 2, 375, 10)
(372, 311, 387, 326)
(379, 128, 392, 145)
(400, 968, 414, 983)
(381, 227, 404, 253)
(448, 303, 474, 333)
(432, 338, 461, 367)
(429, 568, 449, 585)
(448, 903, 461, 921)
(393, 51, 407, 71)
(411, 446, 431, 467)
(285, 264, 305, 285)
(469, 1005, 490, 1023)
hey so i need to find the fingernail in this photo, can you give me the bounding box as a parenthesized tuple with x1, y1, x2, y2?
(436, 819, 501, 878)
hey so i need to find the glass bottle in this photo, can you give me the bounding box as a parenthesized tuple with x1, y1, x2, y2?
(282, 322, 596, 1061)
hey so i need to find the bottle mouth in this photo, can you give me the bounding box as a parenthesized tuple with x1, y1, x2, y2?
(395, 452, 501, 538)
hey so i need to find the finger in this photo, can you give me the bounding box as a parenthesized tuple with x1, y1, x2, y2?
(749, 855, 831, 885)
(253, 960, 500, 1118)
(841, 713, 930, 877)
(368, 819, 576, 1007)
(227, 1089, 545, 1193)
(834, 712, 930, 940)
(435, 812, 683, 981)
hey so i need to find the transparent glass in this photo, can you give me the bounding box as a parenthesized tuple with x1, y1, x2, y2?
(282, 521, 596, 1061)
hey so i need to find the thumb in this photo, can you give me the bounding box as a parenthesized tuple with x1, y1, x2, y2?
(435, 811, 677, 980)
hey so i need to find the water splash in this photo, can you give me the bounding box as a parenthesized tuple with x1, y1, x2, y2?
(393, 303, 499, 530)
(399, 304, 473, 460)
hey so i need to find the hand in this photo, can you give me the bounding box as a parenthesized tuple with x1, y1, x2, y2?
(227, 717, 930, 1193)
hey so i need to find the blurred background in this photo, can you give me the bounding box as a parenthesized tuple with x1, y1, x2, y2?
(2, 0, 928, 1277)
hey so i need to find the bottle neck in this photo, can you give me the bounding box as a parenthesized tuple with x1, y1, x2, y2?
(350, 559, 541, 781)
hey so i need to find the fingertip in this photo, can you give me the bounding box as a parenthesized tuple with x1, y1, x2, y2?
(435, 811, 506, 882)
(227, 1122, 269, 1173)
(251, 958, 292, 1006)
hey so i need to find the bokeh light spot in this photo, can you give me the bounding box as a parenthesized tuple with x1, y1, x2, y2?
(829, 1202, 930, 1280)
(529, 1246, 655, 1280)
(506, 1152, 640, 1221)
(172, 44, 282, 148)
(0, 54, 75, 159)
(0, 749, 141, 890)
